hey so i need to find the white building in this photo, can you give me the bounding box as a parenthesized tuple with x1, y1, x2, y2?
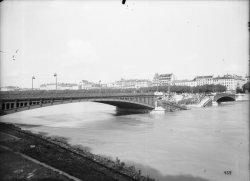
(79, 80, 96, 90)
(213, 74, 245, 91)
(40, 83, 55, 90)
(0, 86, 20, 91)
(172, 74, 245, 91)
(173, 80, 197, 87)
(111, 79, 152, 89)
(153, 73, 175, 86)
(194, 75, 214, 86)
(106, 82, 116, 89)
(40, 83, 79, 90)
(134, 79, 152, 88)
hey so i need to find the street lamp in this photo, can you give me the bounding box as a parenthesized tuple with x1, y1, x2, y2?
(54, 73, 57, 90)
(32, 76, 35, 90)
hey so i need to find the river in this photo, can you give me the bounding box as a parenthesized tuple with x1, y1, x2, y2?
(0, 101, 249, 181)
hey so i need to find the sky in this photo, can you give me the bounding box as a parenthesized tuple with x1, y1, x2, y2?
(0, 0, 249, 88)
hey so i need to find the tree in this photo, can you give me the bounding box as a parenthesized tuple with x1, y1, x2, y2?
(243, 82, 250, 92)
(236, 87, 244, 93)
(213, 84, 227, 92)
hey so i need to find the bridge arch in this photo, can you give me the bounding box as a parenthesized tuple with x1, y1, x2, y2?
(93, 99, 154, 110)
(213, 93, 235, 103)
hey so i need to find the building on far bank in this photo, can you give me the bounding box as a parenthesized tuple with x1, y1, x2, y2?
(40, 83, 79, 90)
(79, 80, 108, 90)
(79, 80, 95, 90)
(152, 73, 160, 87)
(194, 75, 214, 86)
(153, 73, 175, 86)
(213, 74, 245, 91)
(110, 79, 152, 89)
(171, 74, 246, 92)
(173, 80, 197, 87)
(0, 86, 20, 91)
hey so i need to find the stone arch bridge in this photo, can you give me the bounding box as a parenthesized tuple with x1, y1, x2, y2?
(212, 93, 236, 102)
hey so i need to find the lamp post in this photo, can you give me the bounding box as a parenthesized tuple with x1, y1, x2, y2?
(32, 76, 35, 90)
(54, 73, 57, 90)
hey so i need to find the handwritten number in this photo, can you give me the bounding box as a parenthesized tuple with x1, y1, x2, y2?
(224, 171, 232, 175)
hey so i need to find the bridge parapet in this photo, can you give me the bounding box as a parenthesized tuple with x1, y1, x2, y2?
(0, 91, 155, 100)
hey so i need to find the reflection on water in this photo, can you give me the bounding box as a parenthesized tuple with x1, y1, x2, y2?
(113, 108, 150, 116)
(124, 161, 211, 181)
(0, 101, 249, 181)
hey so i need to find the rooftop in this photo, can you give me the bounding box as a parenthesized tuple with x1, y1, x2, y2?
(116, 79, 151, 82)
(159, 74, 173, 77)
(174, 80, 194, 83)
(195, 75, 213, 79)
(40, 83, 78, 87)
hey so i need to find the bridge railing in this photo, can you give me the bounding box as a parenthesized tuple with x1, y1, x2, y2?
(0, 90, 155, 100)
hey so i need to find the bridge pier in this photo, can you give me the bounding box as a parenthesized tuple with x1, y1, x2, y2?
(149, 97, 154, 107)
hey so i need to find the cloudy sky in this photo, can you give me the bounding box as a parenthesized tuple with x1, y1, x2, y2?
(0, 0, 249, 88)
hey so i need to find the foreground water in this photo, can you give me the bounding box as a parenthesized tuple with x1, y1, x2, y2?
(1, 101, 249, 181)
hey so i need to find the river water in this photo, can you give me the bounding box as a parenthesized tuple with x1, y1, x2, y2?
(1, 101, 249, 181)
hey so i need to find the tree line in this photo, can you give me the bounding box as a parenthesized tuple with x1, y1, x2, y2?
(241, 81, 250, 93)
(137, 84, 227, 93)
(78, 84, 227, 94)
(2, 84, 228, 95)
(82, 84, 227, 94)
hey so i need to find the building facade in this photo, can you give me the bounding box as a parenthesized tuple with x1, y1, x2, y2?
(153, 73, 174, 86)
(213, 74, 245, 91)
(171, 74, 246, 91)
(110, 79, 152, 89)
(194, 75, 214, 86)
(79, 80, 96, 90)
(0, 86, 20, 91)
(173, 80, 197, 87)
(40, 83, 79, 90)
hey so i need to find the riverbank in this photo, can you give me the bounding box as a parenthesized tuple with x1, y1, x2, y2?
(0, 122, 155, 181)
(0, 144, 74, 181)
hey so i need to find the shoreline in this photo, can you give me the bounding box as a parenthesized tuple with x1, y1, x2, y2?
(0, 122, 155, 181)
